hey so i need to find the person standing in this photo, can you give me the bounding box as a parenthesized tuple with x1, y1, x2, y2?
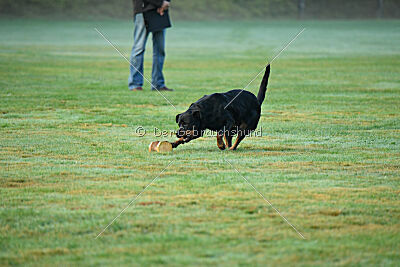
(129, 0, 173, 91)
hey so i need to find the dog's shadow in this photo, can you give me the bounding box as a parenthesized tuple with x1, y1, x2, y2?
(173, 144, 306, 154)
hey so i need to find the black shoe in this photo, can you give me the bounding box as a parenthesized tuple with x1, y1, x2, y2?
(155, 86, 173, 91)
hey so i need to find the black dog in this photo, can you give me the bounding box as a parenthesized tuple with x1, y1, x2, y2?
(172, 64, 270, 150)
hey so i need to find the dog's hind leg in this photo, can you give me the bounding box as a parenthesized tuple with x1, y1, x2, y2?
(229, 132, 245, 151)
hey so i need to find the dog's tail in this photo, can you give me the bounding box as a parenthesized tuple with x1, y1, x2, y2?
(256, 64, 271, 105)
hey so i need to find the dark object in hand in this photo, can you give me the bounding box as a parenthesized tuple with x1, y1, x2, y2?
(143, 9, 171, 32)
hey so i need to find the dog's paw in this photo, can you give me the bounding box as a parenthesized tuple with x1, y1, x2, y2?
(217, 144, 226, 150)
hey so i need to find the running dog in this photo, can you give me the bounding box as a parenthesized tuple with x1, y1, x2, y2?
(172, 64, 270, 150)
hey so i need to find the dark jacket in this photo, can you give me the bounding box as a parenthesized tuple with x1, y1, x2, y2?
(133, 0, 167, 15)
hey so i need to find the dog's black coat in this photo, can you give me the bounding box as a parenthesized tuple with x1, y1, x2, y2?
(174, 64, 270, 150)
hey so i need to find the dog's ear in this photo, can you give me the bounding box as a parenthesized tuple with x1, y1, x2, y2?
(193, 110, 201, 120)
(175, 113, 181, 123)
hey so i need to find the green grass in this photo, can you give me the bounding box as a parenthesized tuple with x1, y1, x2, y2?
(1, 18, 399, 266)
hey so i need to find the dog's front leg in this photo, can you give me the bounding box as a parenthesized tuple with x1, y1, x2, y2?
(171, 136, 195, 148)
(216, 133, 226, 150)
(222, 117, 235, 149)
(224, 132, 232, 148)
(171, 137, 185, 148)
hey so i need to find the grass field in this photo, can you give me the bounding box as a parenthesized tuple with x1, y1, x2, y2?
(1, 18, 400, 266)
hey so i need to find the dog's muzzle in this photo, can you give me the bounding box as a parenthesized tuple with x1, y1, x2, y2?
(176, 128, 198, 141)
(176, 127, 186, 138)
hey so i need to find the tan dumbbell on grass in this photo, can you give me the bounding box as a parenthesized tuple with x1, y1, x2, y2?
(148, 141, 173, 152)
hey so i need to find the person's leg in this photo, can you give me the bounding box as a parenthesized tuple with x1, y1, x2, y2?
(151, 29, 166, 90)
(128, 13, 149, 90)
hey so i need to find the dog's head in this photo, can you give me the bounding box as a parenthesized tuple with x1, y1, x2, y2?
(175, 109, 202, 140)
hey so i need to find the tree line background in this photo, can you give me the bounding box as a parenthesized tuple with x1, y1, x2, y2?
(0, 0, 399, 20)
